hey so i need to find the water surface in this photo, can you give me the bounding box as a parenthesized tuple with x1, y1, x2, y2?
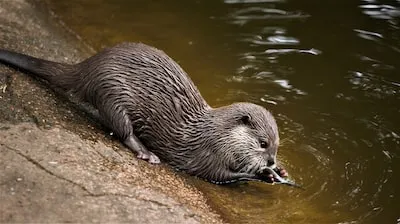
(46, 0, 400, 223)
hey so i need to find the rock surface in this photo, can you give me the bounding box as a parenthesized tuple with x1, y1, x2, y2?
(0, 0, 222, 223)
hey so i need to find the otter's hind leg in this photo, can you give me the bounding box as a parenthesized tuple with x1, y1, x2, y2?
(99, 105, 160, 164)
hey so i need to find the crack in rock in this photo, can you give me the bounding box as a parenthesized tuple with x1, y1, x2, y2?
(1, 143, 94, 195)
(84, 193, 172, 208)
(1, 142, 173, 210)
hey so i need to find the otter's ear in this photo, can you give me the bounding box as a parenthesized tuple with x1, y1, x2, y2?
(240, 115, 251, 125)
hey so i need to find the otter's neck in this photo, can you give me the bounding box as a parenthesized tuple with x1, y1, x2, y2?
(169, 106, 235, 182)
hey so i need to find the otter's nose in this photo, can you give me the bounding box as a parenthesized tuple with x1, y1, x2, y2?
(267, 159, 275, 168)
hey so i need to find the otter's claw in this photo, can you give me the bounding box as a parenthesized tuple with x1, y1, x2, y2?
(148, 154, 161, 164)
(137, 151, 160, 164)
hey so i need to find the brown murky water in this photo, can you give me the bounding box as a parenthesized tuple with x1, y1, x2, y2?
(46, 0, 400, 223)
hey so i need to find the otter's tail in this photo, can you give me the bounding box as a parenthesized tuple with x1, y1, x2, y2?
(0, 49, 76, 89)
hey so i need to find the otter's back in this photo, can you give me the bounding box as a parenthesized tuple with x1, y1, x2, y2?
(73, 43, 209, 147)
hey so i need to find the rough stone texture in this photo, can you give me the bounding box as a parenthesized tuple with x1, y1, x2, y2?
(0, 124, 197, 223)
(0, 0, 222, 223)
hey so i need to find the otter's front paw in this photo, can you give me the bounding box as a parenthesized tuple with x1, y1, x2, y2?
(275, 167, 288, 178)
(257, 166, 288, 183)
(267, 167, 288, 183)
(137, 151, 161, 164)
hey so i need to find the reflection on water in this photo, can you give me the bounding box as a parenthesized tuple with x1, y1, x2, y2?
(46, 0, 400, 223)
(227, 6, 309, 26)
(360, 1, 400, 20)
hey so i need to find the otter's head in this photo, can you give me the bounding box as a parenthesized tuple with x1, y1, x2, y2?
(207, 102, 279, 183)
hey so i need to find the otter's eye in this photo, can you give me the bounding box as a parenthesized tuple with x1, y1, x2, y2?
(260, 140, 268, 148)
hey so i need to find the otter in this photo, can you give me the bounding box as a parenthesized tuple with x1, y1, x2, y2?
(0, 43, 288, 184)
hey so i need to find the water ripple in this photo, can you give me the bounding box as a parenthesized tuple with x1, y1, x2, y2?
(224, 0, 285, 4)
(360, 2, 400, 20)
(228, 6, 309, 25)
(264, 48, 322, 55)
(241, 35, 299, 45)
(354, 29, 383, 41)
(348, 71, 399, 98)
